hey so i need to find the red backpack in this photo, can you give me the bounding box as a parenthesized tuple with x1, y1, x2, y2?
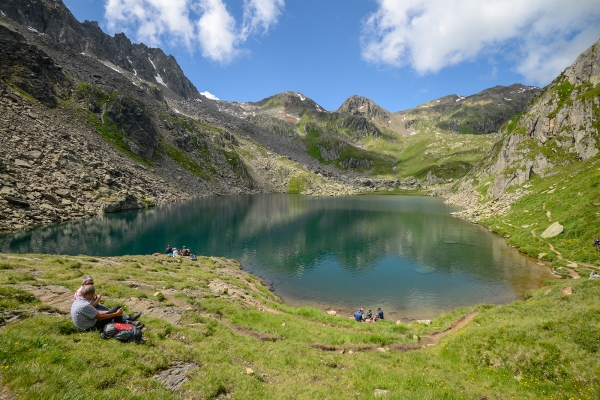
(100, 322, 143, 343)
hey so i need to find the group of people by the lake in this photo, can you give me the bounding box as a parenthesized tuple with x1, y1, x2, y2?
(354, 307, 384, 322)
(164, 244, 197, 260)
(70, 275, 143, 332)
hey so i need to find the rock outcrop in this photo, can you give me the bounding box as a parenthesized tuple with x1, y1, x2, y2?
(459, 40, 600, 199)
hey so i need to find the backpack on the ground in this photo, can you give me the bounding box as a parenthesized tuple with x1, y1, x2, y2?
(100, 322, 143, 343)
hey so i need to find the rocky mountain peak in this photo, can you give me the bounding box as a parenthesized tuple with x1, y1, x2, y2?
(564, 42, 600, 85)
(253, 91, 324, 113)
(0, 0, 199, 100)
(337, 95, 391, 121)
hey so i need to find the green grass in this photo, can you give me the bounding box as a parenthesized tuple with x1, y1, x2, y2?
(1, 253, 599, 399)
(482, 155, 600, 266)
(162, 141, 213, 180)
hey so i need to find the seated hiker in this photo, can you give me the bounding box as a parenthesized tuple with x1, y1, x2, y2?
(166, 244, 173, 255)
(181, 246, 191, 257)
(366, 309, 373, 320)
(376, 307, 384, 320)
(74, 276, 108, 311)
(354, 308, 364, 322)
(71, 285, 142, 331)
(190, 254, 197, 261)
(173, 248, 180, 257)
(590, 271, 600, 279)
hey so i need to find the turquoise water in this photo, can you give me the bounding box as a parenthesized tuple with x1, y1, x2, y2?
(0, 194, 554, 320)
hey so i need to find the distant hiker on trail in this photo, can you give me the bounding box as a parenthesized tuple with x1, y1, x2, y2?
(166, 244, 173, 255)
(74, 276, 108, 311)
(376, 307, 384, 320)
(71, 285, 143, 331)
(354, 308, 364, 322)
(590, 271, 600, 279)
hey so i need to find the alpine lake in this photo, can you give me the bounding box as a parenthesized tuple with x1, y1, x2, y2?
(0, 194, 555, 321)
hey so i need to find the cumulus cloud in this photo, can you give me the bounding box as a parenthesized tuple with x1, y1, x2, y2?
(105, 0, 196, 48)
(200, 91, 220, 100)
(360, 0, 600, 84)
(104, 0, 285, 63)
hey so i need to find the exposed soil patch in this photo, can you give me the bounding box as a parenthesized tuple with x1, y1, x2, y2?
(15, 284, 73, 314)
(122, 297, 187, 325)
(562, 286, 573, 295)
(221, 320, 283, 342)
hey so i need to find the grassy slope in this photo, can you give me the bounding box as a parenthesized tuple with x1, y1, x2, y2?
(466, 78, 600, 270)
(298, 111, 495, 181)
(1, 254, 599, 399)
(481, 155, 600, 269)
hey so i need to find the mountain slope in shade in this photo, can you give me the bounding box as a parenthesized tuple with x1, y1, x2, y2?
(0, 0, 199, 100)
(396, 84, 540, 135)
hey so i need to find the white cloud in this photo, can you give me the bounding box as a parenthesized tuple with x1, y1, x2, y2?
(105, 0, 196, 49)
(361, 0, 600, 85)
(241, 0, 285, 40)
(200, 91, 220, 100)
(104, 0, 285, 63)
(196, 0, 239, 63)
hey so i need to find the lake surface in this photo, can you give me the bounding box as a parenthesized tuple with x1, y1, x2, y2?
(0, 194, 554, 319)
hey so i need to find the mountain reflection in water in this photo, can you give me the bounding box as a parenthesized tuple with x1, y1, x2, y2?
(0, 194, 554, 319)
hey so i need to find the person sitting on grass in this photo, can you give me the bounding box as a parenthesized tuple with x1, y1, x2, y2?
(590, 271, 600, 279)
(71, 285, 143, 331)
(166, 244, 173, 255)
(376, 307, 384, 320)
(181, 246, 191, 257)
(74, 276, 108, 311)
(354, 308, 364, 322)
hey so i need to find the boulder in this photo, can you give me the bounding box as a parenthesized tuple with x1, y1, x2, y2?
(4, 195, 30, 207)
(14, 159, 32, 168)
(55, 189, 71, 198)
(540, 222, 564, 239)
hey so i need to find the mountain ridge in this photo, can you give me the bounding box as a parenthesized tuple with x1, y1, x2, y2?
(0, 0, 200, 100)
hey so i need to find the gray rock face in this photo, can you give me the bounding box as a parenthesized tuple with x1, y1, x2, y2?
(0, 0, 199, 100)
(540, 222, 564, 239)
(0, 24, 70, 107)
(463, 39, 600, 198)
(153, 362, 199, 391)
(102, 194, 146, 213)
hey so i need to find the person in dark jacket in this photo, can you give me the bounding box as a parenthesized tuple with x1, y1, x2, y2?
(166, 244, 173, 255)
(376, 307, 384, 320)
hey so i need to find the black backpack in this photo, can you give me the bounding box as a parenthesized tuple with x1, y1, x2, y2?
(100, 322, 143, 344)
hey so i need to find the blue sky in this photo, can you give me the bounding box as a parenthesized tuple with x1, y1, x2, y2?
(63, 0, 600, 112)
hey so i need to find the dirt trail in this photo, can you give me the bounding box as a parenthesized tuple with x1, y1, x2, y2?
(312, 310, 480, 353)
(531, 230, 588, 277)
(221, 320, 283, 342)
